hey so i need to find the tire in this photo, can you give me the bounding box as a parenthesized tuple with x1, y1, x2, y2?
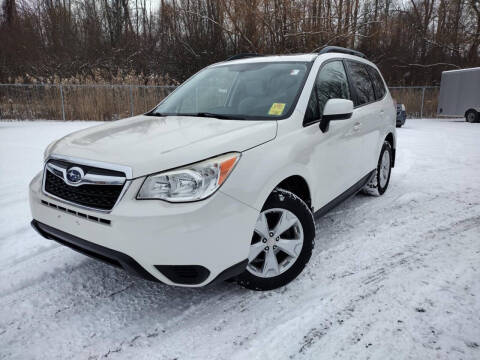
(362, 141, 393, 196)
(396, 124, 402, 128)
(466, 109, 479, 123)
(236, 188, 315, 291)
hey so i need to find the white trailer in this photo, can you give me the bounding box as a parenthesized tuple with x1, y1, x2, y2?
(437, 67, 480, 123)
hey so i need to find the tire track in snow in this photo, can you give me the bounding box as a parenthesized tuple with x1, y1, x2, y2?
(290, 215, 480, 359)
(1, 119, 480, 360)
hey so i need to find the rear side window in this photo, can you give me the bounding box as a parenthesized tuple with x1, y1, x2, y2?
(366, 65, 386, 100)
(347, 61, 375, 106)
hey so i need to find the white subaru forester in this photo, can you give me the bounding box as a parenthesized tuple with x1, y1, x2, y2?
(30, 47, 396, 290)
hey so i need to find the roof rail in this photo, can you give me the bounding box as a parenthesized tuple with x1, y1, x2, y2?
(226, 53, 263, 61)
(318, 46, 366, 59)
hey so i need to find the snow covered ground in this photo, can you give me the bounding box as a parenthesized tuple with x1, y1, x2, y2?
(0, 118, 479, 360)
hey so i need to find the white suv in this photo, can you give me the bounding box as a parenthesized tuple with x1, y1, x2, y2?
(30, 47, 396, 290)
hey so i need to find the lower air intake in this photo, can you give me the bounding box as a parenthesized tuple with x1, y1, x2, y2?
(155, 265, 210, 285)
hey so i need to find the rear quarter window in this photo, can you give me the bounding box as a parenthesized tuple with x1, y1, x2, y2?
(346, 61, 375, 106)
(366, 65, 387, 100)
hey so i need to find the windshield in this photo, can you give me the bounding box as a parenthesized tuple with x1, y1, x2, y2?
(151, 62, 310, 120)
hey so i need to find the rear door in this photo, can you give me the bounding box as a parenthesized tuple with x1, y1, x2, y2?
(345, 60, 381, 174)
(366, 64, 390, 170)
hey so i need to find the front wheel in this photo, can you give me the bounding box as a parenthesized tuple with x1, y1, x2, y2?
(362, 141, 393, 196)
(237, 189, 315, 291)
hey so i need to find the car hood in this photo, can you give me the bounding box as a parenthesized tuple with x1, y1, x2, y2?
(49, 115, 277, 178)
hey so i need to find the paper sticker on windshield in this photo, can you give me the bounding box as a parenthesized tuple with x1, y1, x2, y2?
(290, 69, 300, 75)
(268, 103, 286, 116)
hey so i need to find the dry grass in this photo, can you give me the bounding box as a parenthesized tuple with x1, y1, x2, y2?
(0, 71, 177, 121)
(0, 81, 440, 121)
(390, 87, 440, 118)
(0, 84, 175, 120)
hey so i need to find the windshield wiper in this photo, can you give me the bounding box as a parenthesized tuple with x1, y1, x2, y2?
(187, 112, 246, 120)
(146, 112, 245, 120)
(145, 111, 169, 117)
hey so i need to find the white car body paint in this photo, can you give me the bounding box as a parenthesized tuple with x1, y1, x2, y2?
(47, 115, 277, 178)
(29, 52, 396, 287)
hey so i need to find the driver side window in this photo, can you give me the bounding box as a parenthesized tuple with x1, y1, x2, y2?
(304, 60, 351, 125)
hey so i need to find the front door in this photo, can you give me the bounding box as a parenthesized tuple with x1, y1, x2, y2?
(303, 60, 365, 208)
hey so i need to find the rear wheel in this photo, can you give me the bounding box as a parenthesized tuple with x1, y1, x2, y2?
(466, 109, 479, 123)
(237, 189, 315, 290)
(362, 141, 393, 196)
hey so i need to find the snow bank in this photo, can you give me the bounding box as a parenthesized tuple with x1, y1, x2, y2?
(0, 118, 479, 359)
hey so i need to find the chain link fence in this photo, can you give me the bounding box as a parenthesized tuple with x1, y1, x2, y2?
(0, 84, 176, 121)
(0, 84, 440, 121)
(389, 86, 440, 119)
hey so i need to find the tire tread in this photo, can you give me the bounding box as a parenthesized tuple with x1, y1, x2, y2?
(362, 140, 392, 196)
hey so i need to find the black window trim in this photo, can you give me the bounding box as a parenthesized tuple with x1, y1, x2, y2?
(365, 63, 388, 102)
(303, 57, 352, 127)
(150, 61, 315, 121)
(344, 59, 379, 109)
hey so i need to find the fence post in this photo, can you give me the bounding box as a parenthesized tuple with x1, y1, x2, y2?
(420, 87, 426, 119)
(59, 85, 66, 121)
(129, 86, 134, 117)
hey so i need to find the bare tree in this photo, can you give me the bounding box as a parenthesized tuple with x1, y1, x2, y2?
(1, 0, 16, 25)
(0, 0, 479, 85)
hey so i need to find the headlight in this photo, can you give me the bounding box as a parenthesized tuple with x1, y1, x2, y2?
(137, 153, 240, 202)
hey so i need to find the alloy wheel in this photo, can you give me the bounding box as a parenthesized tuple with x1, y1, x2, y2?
(247, 208, 304, 278)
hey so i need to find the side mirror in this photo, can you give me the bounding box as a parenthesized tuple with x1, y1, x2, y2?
(319, 99, 354, 132)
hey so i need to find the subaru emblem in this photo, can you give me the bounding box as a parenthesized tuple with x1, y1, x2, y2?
(66, 167, 84, 184)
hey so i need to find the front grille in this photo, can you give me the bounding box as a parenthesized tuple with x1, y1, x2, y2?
(44, 161, 125, 211)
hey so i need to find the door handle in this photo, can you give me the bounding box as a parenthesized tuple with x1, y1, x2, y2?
(353, 122, 361, 131)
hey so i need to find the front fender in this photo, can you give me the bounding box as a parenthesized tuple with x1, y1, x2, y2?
(220, 142, 313, 212)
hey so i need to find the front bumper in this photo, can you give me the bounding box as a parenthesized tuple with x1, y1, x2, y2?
(29, 171, 258, 287)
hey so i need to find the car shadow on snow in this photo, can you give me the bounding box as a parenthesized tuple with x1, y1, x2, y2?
(65, 255, 241, 298)
(30, 254, 248, 331)
(30, 190, 383, 330)
(45, 190, 380, 304)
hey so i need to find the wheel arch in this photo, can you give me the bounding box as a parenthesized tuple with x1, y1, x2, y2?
(248, 165, 314, 213)
(465, 108, 477, 117)
(275, 175, 312, 209)
(385, 132, 396, 167)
